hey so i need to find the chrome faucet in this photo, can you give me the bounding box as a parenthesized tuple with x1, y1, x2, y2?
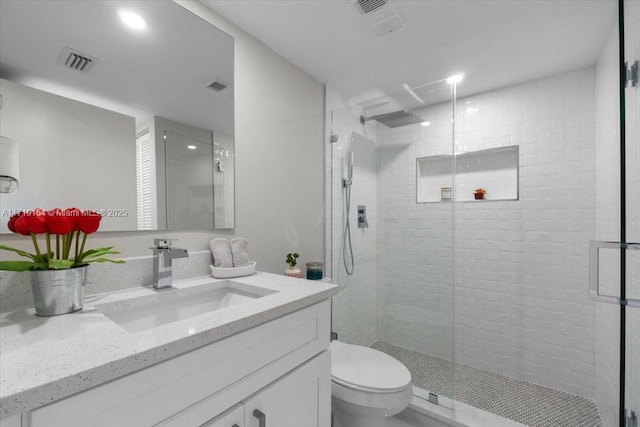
(151, 238, 189, 289)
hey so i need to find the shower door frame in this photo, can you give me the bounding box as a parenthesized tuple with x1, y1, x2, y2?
(618, 0, 639, 425)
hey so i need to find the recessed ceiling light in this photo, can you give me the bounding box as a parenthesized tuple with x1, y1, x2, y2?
(118, 10, 147, 30)
(421, 121, 431, 127)
(187, 145, 197, 150)
(446, 74, 464, 84)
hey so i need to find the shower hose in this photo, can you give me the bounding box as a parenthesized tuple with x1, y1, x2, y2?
(342, 180, 355, 276)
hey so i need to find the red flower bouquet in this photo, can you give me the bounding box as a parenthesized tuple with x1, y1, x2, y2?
(0, 208, 123, 271)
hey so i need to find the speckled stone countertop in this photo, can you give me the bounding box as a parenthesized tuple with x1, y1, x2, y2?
(0, 272, 338, 419)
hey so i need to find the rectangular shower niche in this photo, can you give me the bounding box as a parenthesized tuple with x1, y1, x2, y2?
(416, 145, 519, 203)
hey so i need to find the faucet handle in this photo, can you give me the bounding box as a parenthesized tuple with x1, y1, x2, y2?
(153, 238, 176, 249)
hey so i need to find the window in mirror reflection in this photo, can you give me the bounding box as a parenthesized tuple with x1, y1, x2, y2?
(136, 130, 155, 230)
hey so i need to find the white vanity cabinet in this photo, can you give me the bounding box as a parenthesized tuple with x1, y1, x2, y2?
(26, 300, 331, 427)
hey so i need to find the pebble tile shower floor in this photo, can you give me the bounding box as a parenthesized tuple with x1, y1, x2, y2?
(371, 342, 602, 427)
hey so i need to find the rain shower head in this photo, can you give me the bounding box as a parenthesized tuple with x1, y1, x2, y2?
(360, 110, 424, 128)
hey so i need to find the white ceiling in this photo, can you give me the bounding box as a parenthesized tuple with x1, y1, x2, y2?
(203, 0, 617, 104)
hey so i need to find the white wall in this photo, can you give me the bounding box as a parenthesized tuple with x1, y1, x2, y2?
(0, 1, 325, 279)
(178, 1, 326, 275)
(0, 79, 138, 232)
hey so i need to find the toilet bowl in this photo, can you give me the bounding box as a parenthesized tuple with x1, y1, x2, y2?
(330, 340, 413, 427)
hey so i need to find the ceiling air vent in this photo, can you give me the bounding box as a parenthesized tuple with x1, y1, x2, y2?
(57, 47, 97, 73)
(207, 80, 228, 92)
(353, 0, 388, 15)
(352, 0, 403, 37)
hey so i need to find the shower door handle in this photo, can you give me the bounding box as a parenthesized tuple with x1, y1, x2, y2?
(589, 241, 621, 304)
(589, 240, 640, 307)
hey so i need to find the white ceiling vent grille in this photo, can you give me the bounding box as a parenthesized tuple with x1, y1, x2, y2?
(353, 0, 388, 15)
(57, 47, 97, 72)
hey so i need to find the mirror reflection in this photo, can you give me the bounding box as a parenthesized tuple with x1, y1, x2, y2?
(0, 0, 234, 232)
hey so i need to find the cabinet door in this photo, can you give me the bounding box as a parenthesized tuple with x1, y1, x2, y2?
(244, 351, 330, 427)
(199, 403, 244, 427)
(0, 413, 22, 427)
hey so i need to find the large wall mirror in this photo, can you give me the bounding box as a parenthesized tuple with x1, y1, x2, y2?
(0, 0, 234, 232)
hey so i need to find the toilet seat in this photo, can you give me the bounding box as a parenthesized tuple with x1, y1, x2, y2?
(330, 341, 412, 393)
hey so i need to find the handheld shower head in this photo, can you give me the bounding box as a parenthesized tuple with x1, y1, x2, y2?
(343, 151, 353, 187)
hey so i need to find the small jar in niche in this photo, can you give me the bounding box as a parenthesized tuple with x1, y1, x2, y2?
(306, 262, 323, 280)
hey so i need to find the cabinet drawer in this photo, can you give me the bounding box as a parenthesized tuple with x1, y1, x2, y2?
(31, 300, 330, 427)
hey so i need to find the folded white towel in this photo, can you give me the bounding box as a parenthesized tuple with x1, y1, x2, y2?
(210, 238, 233, 268)
(230, 237, 250, 267)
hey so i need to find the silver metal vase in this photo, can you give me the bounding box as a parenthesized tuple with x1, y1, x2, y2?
(29, 266, 87, 316)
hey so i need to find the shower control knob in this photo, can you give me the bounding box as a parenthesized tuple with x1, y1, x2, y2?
(357, 205, 368, 228)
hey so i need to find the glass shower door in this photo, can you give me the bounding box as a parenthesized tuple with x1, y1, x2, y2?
(329, 79, 456, 409)
(164, 130, 214, 230)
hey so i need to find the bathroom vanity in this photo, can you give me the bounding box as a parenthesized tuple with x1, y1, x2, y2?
(0, 272, 337, 426)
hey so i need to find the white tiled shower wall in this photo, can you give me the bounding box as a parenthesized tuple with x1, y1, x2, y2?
(455, 69, 596, 397)
(376, 68, 598, 398)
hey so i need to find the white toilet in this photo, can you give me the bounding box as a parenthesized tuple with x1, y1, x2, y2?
(330, 340, 413, 427)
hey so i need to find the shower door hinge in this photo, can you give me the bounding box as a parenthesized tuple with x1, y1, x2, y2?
(627, 410, 637, 427)
(330, 134, 339, 143)
(626, 60, 638, 88)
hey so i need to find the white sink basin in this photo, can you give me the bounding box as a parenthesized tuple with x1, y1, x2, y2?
(97, 280, 276, 333)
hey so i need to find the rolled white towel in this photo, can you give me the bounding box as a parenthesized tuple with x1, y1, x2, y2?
(230, 237, 250, 267)
(210, 238, 233, 268)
